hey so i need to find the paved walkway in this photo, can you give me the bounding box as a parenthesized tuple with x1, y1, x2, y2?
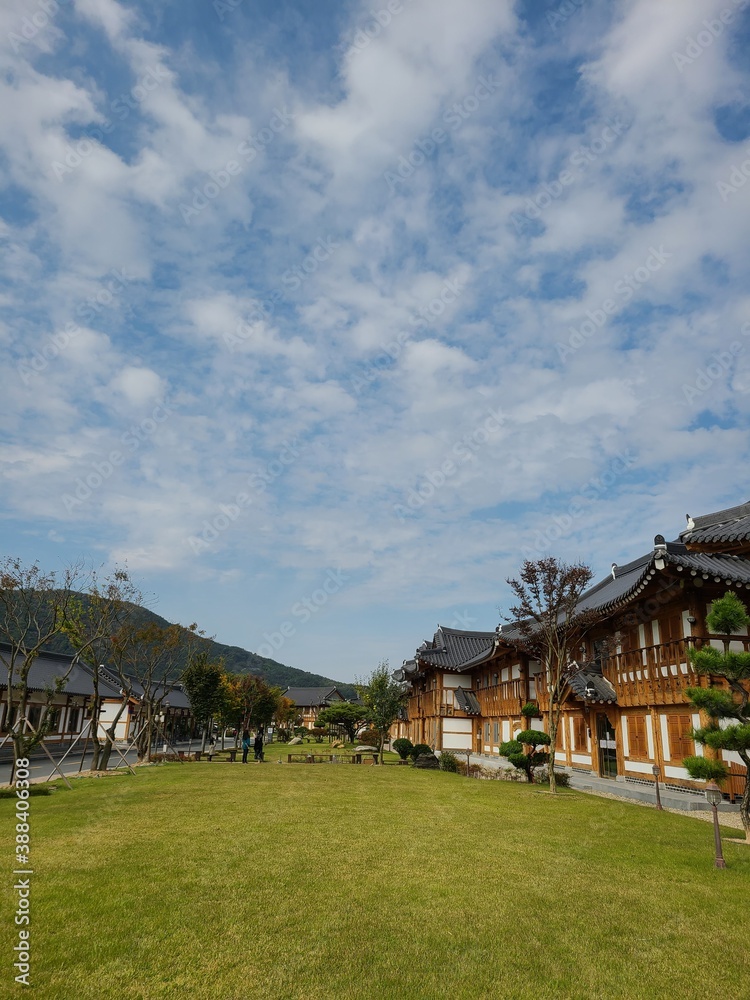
(466, 753, 740, 814)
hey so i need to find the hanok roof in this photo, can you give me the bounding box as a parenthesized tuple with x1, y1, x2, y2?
(416, 626, 497, 673)
(94, 665, 191, 709)
(454, 688, 482, 714)
(0, 646, 122, 698)
(283, 686, 344, 707)
(572, 540, 750, 617)
(568, 663, 617, 704)
(681, 500, 750, 554)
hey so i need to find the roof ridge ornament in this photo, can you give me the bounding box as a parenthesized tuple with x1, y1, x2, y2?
(654, 533, 667, 570)
(686, 513, 695, 530)
(611, 562, 617, 579)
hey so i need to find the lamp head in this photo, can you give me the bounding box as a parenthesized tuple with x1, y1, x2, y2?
(705, 781, 723, 807)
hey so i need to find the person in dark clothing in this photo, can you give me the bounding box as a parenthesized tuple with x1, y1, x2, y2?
(253, 731, 264, 762)
(241, 730, 251, 764)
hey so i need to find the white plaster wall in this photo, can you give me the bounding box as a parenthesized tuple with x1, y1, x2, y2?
(621, 717, 630, 757)
(624, 760, 654, 774)
(443, 732, 472, 750)
(664, 765, 693, 780)
(443, 718, 472, 733)
(571, 753, 592, 765)
(443, 673, 467, 689)
(659, 715, 670, 760)
(691, 714, 702, 756)
(645, 715, 655, 759)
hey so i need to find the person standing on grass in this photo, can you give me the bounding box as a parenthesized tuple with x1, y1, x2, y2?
(241, 730, 251, 764)
(254, 730, 264, 762)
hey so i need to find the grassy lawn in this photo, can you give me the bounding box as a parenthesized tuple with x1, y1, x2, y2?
(1, 763, 748, 1000)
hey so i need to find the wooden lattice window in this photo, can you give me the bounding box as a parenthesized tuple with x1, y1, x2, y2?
(628, 715, 649, 758)
(573, 716, 587, 751)
(667, 714, 694, 759)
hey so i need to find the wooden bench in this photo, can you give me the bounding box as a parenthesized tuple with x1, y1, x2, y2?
(287, 753, 362, 764)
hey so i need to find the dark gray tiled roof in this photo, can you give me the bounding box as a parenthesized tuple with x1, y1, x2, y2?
(454, 688, 481, 714)
(574, 543, 750, 616)
(682, 500, 750, 548)
(283, 686, 343, 707)
(568, 663, 617, 704)
(0, 647, 122, 698)
(417, 626, 496, 672)
(94, 664, 191, 708)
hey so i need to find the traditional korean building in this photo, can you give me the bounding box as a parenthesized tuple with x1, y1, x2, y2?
(0, 646, 122, 746)
(681, 499, 750, 556)
(396, 501, 750, 801)
(0, 646, 193, 748)
(282, 686, 346, 729)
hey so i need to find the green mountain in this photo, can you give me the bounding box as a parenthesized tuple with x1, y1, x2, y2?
(35, 597, 356, 698)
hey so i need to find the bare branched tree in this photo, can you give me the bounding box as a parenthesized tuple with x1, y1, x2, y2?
(0, 558, 85, 771)
(504, 557, 603, 793)
(61, 568, 143, 770)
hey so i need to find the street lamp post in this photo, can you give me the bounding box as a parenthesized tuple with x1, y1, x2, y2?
(652, 764, 663, 811)
(704, 781, 726, 869)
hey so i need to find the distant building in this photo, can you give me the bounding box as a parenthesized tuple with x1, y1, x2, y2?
(283, 686, 346, 729)
(0, 646, 193, 748)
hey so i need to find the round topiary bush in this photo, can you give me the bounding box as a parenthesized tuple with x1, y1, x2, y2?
(392, 737, 414, 760)
(409, 743, 432, 761)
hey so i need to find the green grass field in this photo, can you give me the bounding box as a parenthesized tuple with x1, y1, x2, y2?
(2, 761, 748, 1000)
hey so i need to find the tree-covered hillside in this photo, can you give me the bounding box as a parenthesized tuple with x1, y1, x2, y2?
(32, 596, 356, 697)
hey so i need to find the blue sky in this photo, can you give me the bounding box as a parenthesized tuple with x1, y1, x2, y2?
(1, 0, 749, 682)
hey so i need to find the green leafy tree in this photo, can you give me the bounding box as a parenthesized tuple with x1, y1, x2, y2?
(274, 696, 300, 732)
(683, 591, 750, 841)
(505, 729, 551, 784)
(182, 652, 226, 752)
(356, 660, 408, 764)
(316, 702, 371, 742)
(232, 673, 282, 736)
(505, 557, 603, 793)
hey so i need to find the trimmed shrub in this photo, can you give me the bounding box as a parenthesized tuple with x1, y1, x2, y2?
(358, 729, 381, 747)
(409, 743, 432, 761)
(392, 738, 414, 760)
(520, 702, 540, 718)
(439, 750, 459, 773)
(499, 739, 522, 758)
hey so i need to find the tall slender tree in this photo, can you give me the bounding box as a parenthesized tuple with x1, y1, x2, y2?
(113, 621, 201, 762)
(505, 557, 602, 793)
(61, 568, 143, 770)
(182, 652, 227, 752)
(356, 660, 407, 764)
